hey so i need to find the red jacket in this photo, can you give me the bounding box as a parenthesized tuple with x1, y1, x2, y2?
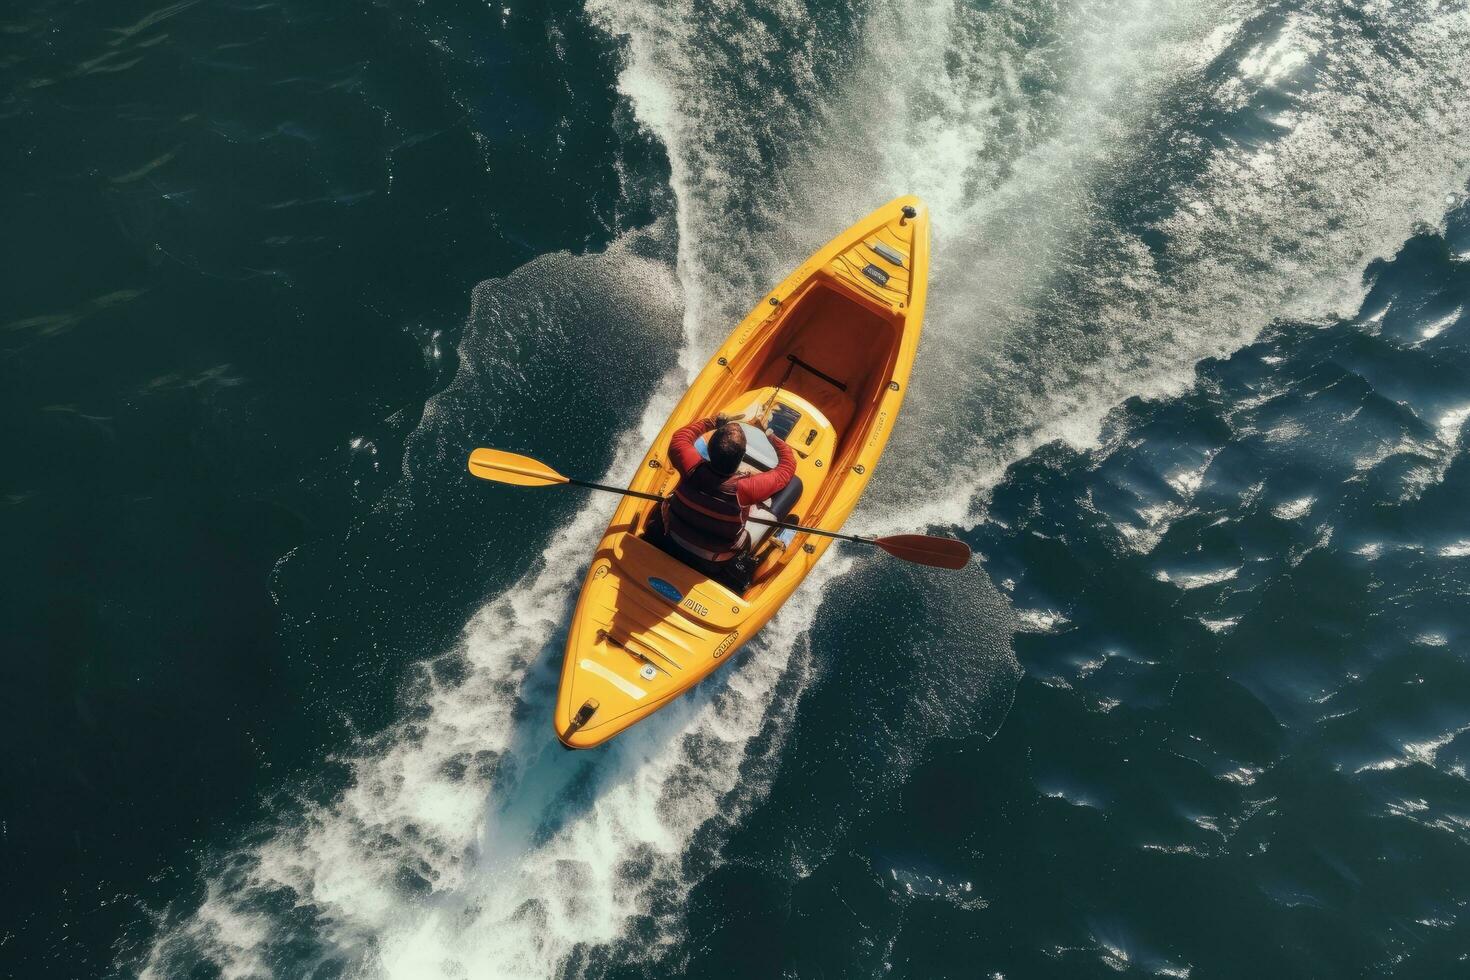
(663, 418, 796, 558)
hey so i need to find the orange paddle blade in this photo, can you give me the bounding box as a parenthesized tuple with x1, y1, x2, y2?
(467, 448, 570, 487)
(873, 534, 971, 569)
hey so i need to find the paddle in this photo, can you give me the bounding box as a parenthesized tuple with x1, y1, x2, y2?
(467, 447, 971, 570)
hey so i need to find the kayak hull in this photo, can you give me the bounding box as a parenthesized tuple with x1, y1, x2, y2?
(556, 196, 930, 748)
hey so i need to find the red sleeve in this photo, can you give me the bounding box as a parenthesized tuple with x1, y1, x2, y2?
(736, 434, 796, 506)
(669, 417, 717, 475)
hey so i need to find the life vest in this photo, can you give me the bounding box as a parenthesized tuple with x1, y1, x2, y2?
(662, 463, 749, 562)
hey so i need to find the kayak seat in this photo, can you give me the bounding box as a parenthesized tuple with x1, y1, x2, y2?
(640, 474, 803, 589)
(746, 475, 803, 551)
(640, 509, 753, 594)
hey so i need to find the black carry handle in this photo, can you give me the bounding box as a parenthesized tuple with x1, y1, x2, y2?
(786, 354, 847, 392)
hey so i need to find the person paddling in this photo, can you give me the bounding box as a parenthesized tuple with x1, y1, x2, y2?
(645, 412, 799, 590)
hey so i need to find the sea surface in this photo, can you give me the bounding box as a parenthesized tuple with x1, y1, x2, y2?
(3, 0, 1470, 977)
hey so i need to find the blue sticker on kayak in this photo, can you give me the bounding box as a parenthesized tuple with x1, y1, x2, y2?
(647, 577, 683, 604)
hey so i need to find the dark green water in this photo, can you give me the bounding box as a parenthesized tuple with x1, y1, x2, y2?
(3, 1, 1469, 977)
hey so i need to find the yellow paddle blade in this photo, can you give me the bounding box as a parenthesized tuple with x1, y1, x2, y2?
(467, 448, 570, 487)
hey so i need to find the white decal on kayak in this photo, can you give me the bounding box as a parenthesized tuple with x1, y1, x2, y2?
(580, 659, 647, 700)
(866, 410, 888, 449)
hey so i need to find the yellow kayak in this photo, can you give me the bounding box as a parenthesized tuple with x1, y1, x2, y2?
(555, 195, 930, 748)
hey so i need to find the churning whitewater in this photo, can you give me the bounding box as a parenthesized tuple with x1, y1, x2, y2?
(141, 0, 1470, 976)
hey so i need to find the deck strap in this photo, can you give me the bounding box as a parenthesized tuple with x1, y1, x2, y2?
(786, 354, 847, 392)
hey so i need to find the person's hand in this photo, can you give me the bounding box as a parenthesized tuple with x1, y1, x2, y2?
(715, 412, 746, 429)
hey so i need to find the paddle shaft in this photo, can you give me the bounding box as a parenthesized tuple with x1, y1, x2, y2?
(564, 477, 877, 546)
(468, 447, 969, 568)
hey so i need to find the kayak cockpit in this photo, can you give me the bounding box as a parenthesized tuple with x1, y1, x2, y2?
(641, 385, 836, 596)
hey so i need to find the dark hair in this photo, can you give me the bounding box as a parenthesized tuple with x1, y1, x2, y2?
(708, 422, 745, 474)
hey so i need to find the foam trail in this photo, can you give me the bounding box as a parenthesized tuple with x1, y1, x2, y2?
(140, 0, 1470, 976)
(138, 223, 854, 978)
(885, 0, 1470, 527)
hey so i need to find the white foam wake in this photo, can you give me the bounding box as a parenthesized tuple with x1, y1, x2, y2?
(139, 226, 857, 977)
(142, 0, 1470, 976)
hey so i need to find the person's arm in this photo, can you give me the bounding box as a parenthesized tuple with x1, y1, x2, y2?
(735, 434, 796, 506)
(668, 417, 717, 475)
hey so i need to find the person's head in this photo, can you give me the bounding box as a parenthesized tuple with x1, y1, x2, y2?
(708, 421, 746, 475)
